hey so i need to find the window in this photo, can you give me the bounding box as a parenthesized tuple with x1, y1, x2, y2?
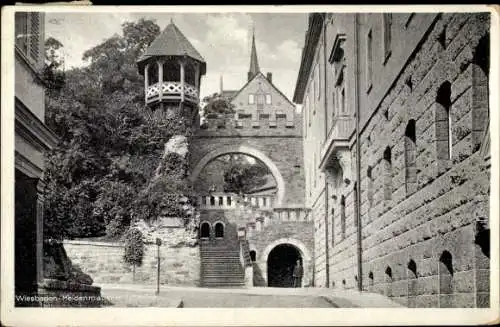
(385, 266, 393, 297)
(265, 94, 272, 105)
(405, 120, 417, 196)
(15, 12, 41, 63)
(330, 35, 346, 117)
(214, 222, 224, 238)
(366, 29, 373, 92)
(340, 195, 346, 240)
(15, 12, 28, 54)
(439, 251, 454, 301)
(382, 13, 392, 64)
(248, 94, 255, 104)
(200, 222, 210, 238)
(472, 33, 490, 149)
(367, 166, 374, 206)
(407, 259, 418, 306)
(435, 81, 452, 160)
(383, 146, 392, 201)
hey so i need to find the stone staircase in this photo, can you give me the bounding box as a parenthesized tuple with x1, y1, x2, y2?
(200, 242, 245, 288)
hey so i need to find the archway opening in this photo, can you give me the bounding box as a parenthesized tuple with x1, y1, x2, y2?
(250, 250, 256, 262)
(267, 244, 301, 288)
(200, 222, 210, 238)
(195, 153, 277, 197)
(214, 222, 224, 238)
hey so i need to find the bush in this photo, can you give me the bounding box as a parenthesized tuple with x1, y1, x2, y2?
(123, 228, 145, 268)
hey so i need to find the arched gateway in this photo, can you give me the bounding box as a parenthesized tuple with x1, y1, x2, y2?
(186, 27, 312, 288)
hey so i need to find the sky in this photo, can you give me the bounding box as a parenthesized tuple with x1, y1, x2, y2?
(45, 12, 308, 102)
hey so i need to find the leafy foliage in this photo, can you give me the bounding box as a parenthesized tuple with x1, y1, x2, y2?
(123, 228, 145, 267)
(43, 19, 194, 240)
(202, 93, 235, 116)
(222, 155, 271, 194)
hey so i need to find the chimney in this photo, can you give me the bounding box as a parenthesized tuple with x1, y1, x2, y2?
(220, 75, 223, 94)
(266, 72, 273, 83)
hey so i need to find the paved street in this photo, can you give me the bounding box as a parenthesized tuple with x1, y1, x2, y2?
(99, 283, 403, 308)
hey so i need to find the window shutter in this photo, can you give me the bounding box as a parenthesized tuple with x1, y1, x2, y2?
(15, 12, 28, 54)
(29, 13, 40, 62)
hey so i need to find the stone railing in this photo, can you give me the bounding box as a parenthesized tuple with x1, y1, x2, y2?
(239, 240, 253, 288)
(197, 193, 274, 210)
(146, 81, 199, 104)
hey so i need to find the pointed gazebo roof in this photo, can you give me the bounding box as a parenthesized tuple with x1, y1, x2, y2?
(137, 21, 206, 75)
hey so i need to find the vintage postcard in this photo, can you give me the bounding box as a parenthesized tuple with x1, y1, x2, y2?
(1, 4, 498, 326)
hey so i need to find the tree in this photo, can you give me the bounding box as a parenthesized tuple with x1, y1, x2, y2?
(123, 228, 145, 282)
(222, 155, 271, 194)
(201, 93, 235, 116)
(43, 18, 193, 240)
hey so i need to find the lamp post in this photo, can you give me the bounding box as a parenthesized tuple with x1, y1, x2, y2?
(155, 237, 162, 296)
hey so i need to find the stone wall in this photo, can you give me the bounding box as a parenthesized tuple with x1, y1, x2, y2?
(64, 235, 200, 286)
(321, 13, 491, 307)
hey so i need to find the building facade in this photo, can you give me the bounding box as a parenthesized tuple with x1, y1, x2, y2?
(294, 12, 490, 307)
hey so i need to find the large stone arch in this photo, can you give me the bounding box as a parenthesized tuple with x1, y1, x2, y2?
(190, 145, 286, 206)
(261, 238, 312, 287)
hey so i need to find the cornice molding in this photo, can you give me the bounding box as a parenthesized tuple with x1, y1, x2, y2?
(15, 97, 59, 151)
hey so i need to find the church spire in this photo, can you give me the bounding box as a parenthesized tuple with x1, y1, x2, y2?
(248, 26, 260, 81)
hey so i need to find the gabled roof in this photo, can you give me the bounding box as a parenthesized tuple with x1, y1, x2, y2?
(137, 21, 206, 74)
(230, 72, 296, 109)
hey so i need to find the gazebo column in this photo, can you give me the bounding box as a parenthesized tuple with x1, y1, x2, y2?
(144, 63, 149, 104)
(158, 60, 164, 101)
(180, 59, 185, 103)
(194, 62, 200, 103)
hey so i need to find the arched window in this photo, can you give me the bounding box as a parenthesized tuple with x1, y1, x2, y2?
(368, 271, 374, 290)
(439, 251, 454, 296)
(385, 266, 393, 297)
(340, 195, 346, 240)
(405, 120, 417, 196)
(250, 250, 256, 262)
(367, 166, 374, 206)
(200, 222, 210, 238)
(435, 81, 452, 160)
(407, 259, 418, 304)
(383, 147, 392, 201)
(214, 222, 224, 238)
(472, 33, 490, 149)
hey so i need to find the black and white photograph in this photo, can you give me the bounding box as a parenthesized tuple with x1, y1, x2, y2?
(1, 4, 498, 326)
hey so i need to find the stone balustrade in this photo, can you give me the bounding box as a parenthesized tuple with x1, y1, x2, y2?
(197, 193, 275, 210)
